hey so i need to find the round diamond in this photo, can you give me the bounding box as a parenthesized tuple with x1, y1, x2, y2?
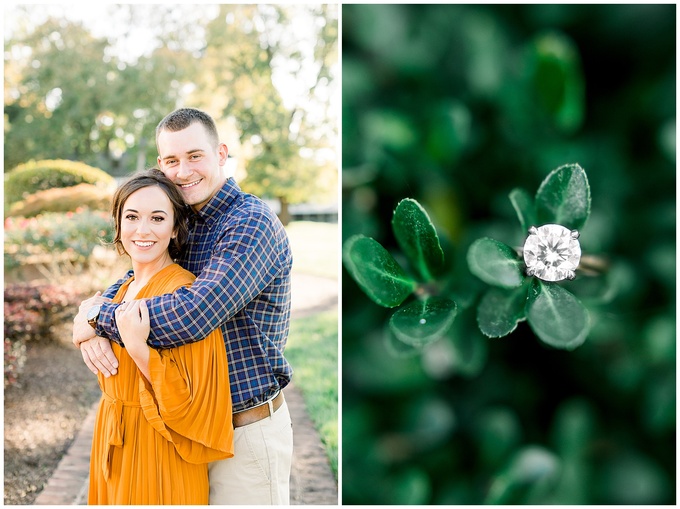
(523, 224, 581, 282)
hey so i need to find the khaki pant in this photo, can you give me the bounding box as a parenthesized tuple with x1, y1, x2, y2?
(208, 398, 293, 505)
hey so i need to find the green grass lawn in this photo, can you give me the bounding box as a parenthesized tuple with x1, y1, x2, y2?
(285, 309, 338, 478)
(286, 221, 338, 280)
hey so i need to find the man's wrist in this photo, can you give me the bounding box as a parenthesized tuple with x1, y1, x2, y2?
(87, 304, 102, 329)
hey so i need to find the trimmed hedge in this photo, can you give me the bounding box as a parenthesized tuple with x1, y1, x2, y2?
(8, 183, 113, 217)
(5, 159, 115, 210)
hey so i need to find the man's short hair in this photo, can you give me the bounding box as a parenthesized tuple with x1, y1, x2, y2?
(155, 108, 219, 149)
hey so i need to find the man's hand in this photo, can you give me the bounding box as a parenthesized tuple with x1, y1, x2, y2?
(73, 291, 112, 347)
(79, 336, 119, 377)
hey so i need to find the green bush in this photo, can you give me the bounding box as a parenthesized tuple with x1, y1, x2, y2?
(8, 183, 113, 218)
(4, 209, 114, 270)
(4, 159, 115, 211)
(342, 4, 675, 505)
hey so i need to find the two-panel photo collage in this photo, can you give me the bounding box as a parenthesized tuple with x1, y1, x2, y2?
(3, 3, 676, 506)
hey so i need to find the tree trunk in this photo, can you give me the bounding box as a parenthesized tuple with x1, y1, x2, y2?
(136, 135, 148, 172)
(278, 196, 291, 226)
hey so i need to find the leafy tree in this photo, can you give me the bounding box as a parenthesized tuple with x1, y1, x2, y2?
(5, 4, 338, 212)
(196, 4, 338, 224)
(4, 17, 117, 170)
(4, 5, 206, 175)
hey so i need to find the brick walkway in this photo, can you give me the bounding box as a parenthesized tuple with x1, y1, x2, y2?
(34, 272, 339, 505)
(34, 383, 337, 505)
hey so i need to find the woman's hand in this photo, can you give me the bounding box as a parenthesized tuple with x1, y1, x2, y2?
(115, 300, 151, 380)
(115, 300, 151, 354)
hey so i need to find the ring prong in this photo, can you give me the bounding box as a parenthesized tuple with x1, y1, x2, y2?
(567, 270, 576, 280)
(571, 229, 580, 239)
(526, 267, 535, 277)
(528, 226, 538, 235)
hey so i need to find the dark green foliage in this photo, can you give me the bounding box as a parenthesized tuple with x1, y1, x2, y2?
(534, 163, 590, 230)
(343, 198, 457, 347)
(467, 238, 525, 289)
(526, 280, 589, 350)
(342, 235, 416, 307)
(477, 285, 528, 338)
(392, 198, 445, 281)
(342, 4, 675, 505)
(389, 296, 457, 347)
(467, 163, 591, 349)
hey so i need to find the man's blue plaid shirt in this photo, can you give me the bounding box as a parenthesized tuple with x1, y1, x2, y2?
(95, 178, 293, 413)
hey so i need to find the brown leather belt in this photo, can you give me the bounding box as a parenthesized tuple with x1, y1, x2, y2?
(233, 392, 284, 428)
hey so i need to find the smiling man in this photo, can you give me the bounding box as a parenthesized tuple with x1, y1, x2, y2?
(73, 108, 294, 505)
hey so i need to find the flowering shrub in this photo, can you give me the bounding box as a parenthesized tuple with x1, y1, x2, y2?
(4, 208, 114, 270)
(4, 283, 83, 387)
(4, 338, 27, 388)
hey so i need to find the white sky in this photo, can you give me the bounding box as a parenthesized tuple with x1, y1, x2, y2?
(4, 3, 338, 114)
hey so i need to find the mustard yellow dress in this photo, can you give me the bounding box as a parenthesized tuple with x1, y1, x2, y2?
(88, 264, 233, 504)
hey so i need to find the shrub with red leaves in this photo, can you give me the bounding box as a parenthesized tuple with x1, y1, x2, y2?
(4, 283, 82, 387)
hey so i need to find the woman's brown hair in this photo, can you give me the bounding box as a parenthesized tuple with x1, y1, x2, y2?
(110, 168, 190, 260)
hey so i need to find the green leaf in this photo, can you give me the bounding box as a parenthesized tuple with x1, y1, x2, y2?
(526, 279, 590, 350)
(485, 445, 561, 504)
(467, 238, 525, 289)
(389, 296, 458, 347)
(384, 325, 421, 358)
(343, 235, 416, 307)
(526, 32, 585, 134)
(535, 163, 591, 230)
(445, 311, 489, 378)
(477, 285, 528, 338)
(388, 468, 432, 505)
(392, 198, 445, 281)
(509, 187, 536, 233)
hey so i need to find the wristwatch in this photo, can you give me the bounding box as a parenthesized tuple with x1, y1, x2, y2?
(87, 304, 101, 329)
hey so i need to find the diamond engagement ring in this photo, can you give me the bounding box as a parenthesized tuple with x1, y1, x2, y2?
(522, 224, 582, 282)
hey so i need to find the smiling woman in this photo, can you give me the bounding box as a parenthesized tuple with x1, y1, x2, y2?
(110, 169, 189, 263)
(87, 169, 234, 504)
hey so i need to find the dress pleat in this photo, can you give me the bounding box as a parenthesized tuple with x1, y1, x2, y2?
(88, 264, 233, 504)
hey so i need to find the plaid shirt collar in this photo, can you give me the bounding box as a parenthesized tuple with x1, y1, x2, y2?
(189, 178, 241, 227)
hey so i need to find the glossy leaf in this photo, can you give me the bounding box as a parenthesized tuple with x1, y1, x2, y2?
(477, 286, 528, 338)
(389, 296, 458, 347)
(343, 235, 416, 308)
(526, 279, 590, 350)
(509, 187, 536, 233)
(392, 198, 445, 281)
(535, 163, 591, 230)
(467, 238, 524, 289)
